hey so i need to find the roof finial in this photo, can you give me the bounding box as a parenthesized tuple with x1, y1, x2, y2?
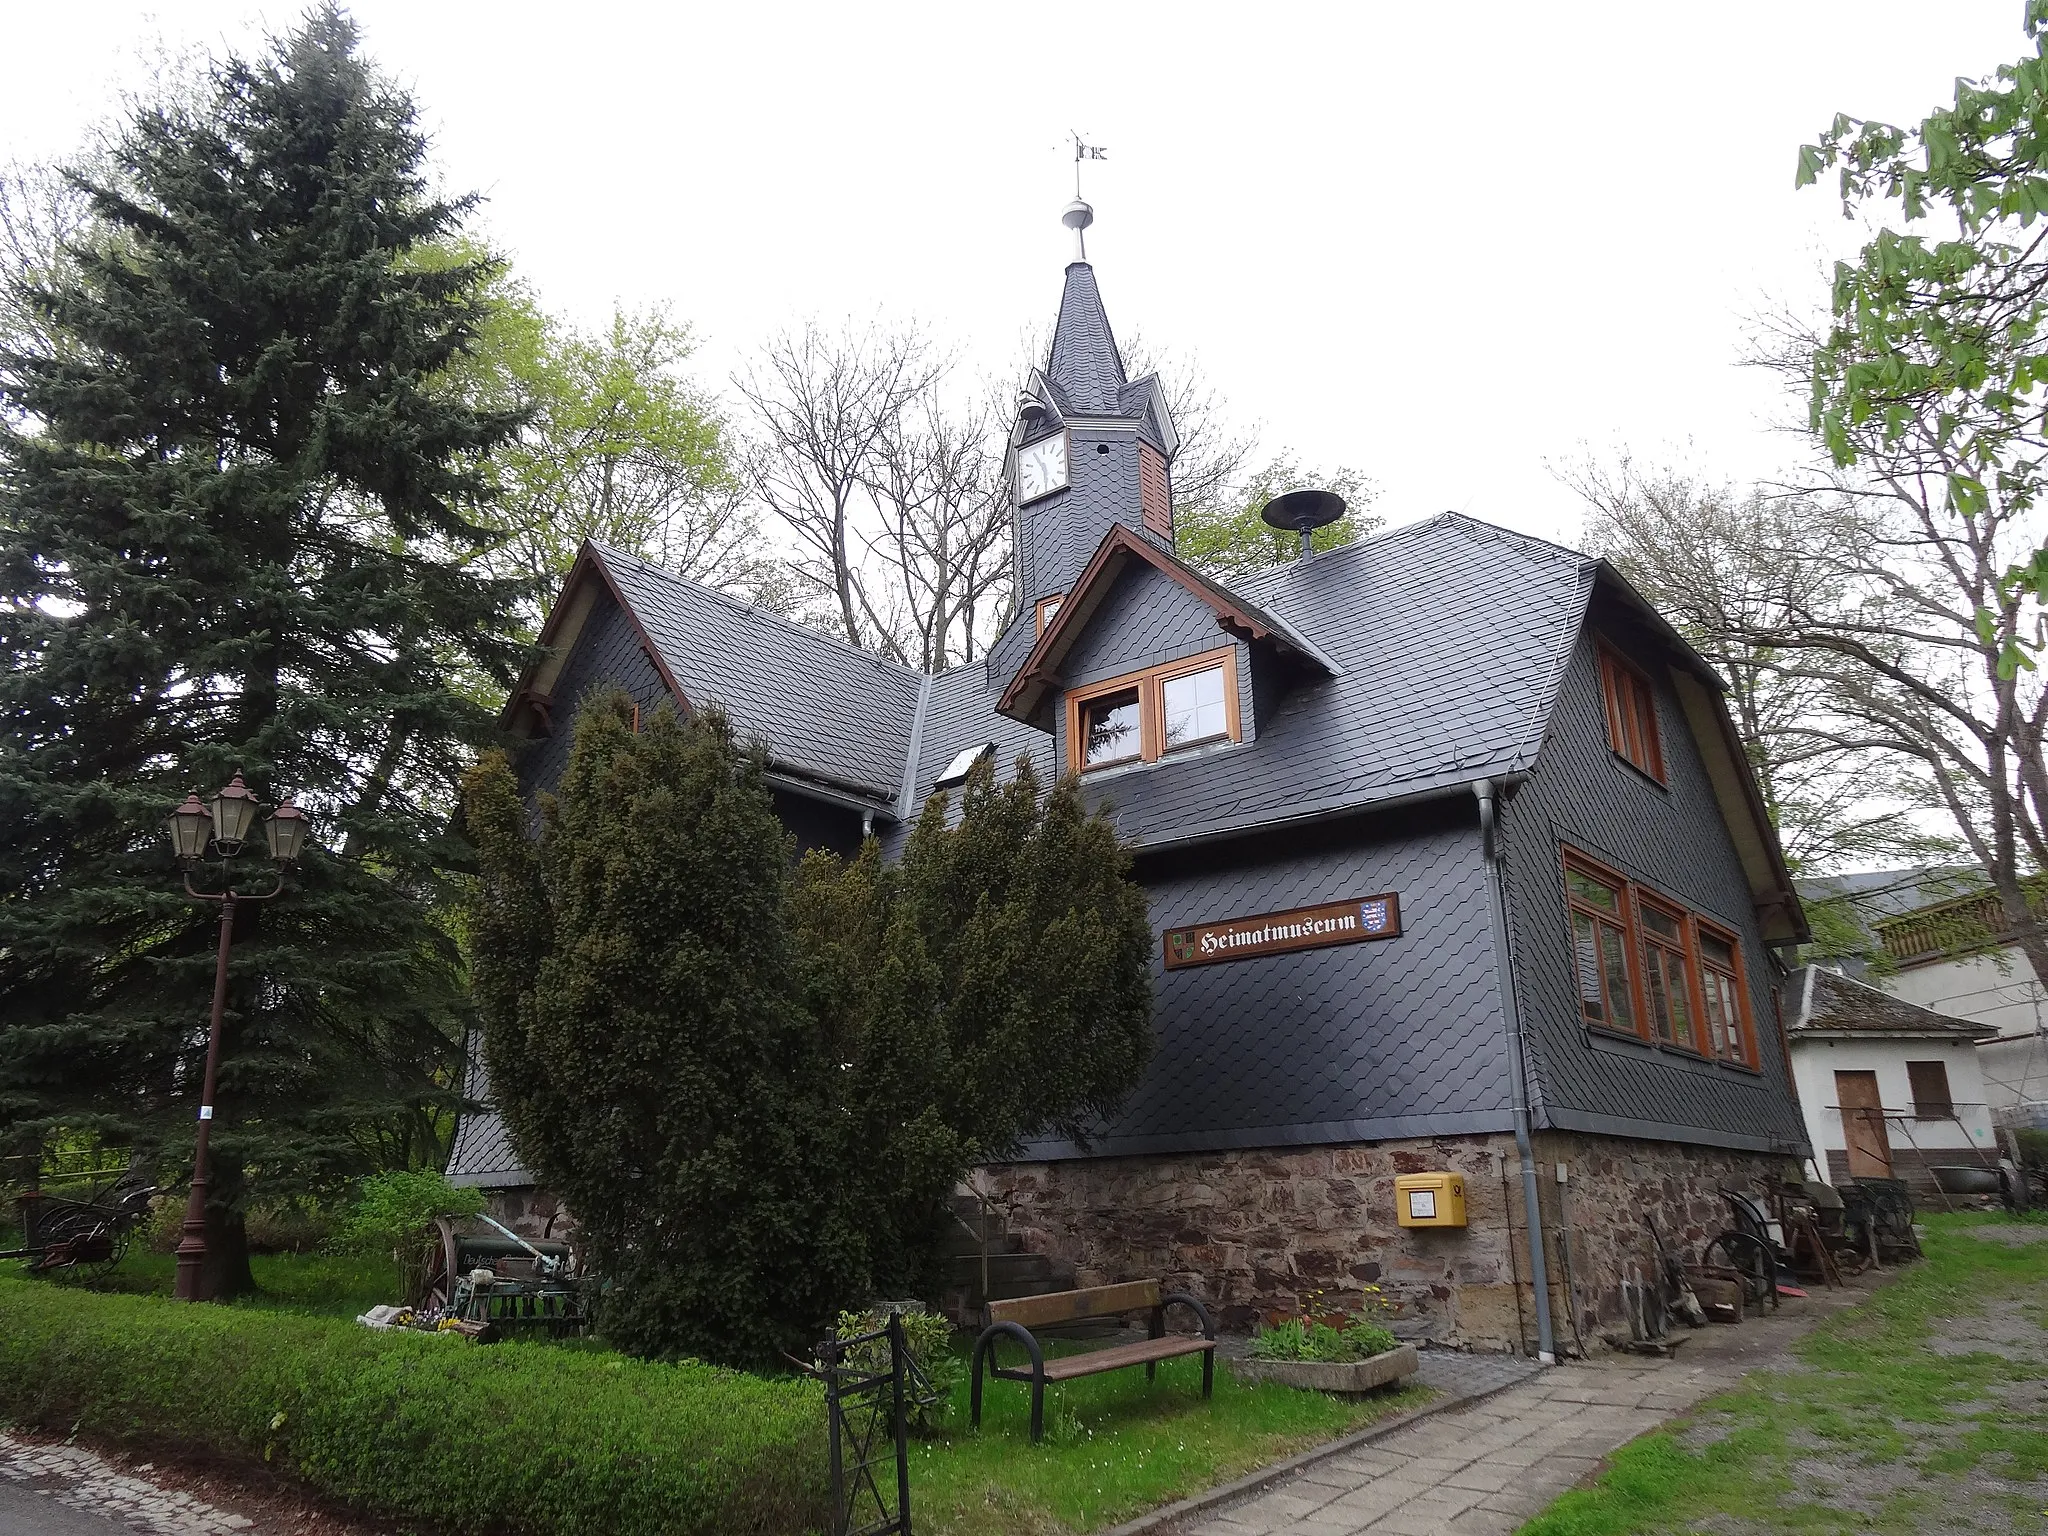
(1066, 133, 1107, 263)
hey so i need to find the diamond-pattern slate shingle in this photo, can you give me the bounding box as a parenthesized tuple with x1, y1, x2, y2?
(1496, 602, 1810, 1153)
(448, 509, 1810, 1186)
(595, 544, 923, 803)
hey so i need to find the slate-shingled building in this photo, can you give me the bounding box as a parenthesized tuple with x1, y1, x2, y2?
(449, 202, 1814, 1353)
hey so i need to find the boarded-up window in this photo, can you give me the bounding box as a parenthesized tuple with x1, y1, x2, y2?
(1906, 1060, 1955, 1118)
(1139, 442, 1172, 540)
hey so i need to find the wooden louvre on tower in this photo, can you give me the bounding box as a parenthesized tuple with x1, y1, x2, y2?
(1140, 442, 1172, 540)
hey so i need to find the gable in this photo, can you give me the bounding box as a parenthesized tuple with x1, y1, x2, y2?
(1061, 563, 1233, 689)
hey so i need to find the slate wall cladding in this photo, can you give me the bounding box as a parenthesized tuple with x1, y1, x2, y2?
(1062, 563, 1237, 689)
(980, 1128, 1788, 1348)
(1017, 800, 1516, 1160)
(1496, 600, 1810, 1153)
(515, 589, 673, 804)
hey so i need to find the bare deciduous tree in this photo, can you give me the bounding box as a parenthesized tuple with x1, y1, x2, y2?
(866, 387, 1012, 668)
(733, 320, 944, 652)
(1565, 457, 1949, 876)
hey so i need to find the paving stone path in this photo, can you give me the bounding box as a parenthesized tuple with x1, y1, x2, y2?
(1172, 1279, 1880, 1536)
(0, 1437, 253, 1536)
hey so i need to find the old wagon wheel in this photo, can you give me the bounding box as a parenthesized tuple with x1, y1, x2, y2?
(30, 1206, 122, 1282)
(1701, 1230, 1776, 1310)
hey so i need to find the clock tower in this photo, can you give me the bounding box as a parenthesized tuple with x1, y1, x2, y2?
(1006, 198, 1179, 618)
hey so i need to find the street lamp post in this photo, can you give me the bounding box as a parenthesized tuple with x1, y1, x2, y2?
(164, 773, 310, 1303)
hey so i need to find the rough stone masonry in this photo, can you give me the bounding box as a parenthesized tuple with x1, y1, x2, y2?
(984, 1130, 1791, 1348)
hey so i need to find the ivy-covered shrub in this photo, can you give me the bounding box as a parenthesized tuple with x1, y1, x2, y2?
(0, 1274, 826, 1536)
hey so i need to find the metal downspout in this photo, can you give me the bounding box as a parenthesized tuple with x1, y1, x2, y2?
(1476, 778, 1557, 1364)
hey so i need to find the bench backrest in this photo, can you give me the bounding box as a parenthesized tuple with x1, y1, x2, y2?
(986, 1279, 1161, 1330)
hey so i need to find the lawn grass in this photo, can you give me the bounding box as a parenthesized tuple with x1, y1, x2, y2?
(13, 1233, 1428, 1534)
(911, 1339, 1430, 1535)
(1518, 1211, 2048, 1536)
(92, 1247, 401, 1317)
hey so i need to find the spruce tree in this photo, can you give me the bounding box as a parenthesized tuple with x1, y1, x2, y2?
(0, 7, 524, 1296)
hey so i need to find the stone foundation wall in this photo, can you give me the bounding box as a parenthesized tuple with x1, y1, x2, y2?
(981, 1130, 1796, 1352)
(481, 1185, 576, 1244)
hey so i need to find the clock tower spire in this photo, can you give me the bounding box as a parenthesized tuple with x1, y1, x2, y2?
(1006, 198, 1181, 613)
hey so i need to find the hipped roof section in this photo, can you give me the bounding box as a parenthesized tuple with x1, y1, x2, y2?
(996, 524, 1335, 724)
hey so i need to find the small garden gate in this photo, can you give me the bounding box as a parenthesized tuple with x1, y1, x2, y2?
(818, 1312, 912, 1536)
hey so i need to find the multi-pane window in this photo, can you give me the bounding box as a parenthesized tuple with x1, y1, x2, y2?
(1639, 902, 1696, 1049)
(1560, 848, 1758, 1068)
(1697, 930, 1747, 1062)
(1162, 665, 1229, 749)
(1065, 647, 1242, 774)
(1599, 644, 1665, 782)
(1565, 862, 1636, 1034)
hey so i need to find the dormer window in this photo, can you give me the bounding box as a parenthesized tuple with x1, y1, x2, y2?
(1066, 646, 1242, 775)
(1035, 594, 1065, 634)
(1081, 688, 1142, 767)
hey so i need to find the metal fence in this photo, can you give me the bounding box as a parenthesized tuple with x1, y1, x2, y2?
(817, 1312, 912, 1536)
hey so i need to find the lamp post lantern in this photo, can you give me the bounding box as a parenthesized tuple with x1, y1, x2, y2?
(164, 773, 309, 1303)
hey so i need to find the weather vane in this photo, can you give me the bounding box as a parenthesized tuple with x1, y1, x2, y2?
(1072, 132, 1108, 199)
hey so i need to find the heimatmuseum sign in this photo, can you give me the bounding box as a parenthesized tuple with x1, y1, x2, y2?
(1163, 895, 1401, 970)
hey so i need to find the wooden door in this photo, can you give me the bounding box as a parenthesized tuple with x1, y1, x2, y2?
(1835, 1070, 1892, 1179)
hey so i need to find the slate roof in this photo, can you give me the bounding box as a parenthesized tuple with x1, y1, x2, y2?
(592, 544, 924, 804)
(1783, 964, 1997, 1041)
(1046, 261, 1126, 415)
(1076, 513, 1590, 848)
(445, 1045, 531, 1188)
(452, 508, 1810, 1183)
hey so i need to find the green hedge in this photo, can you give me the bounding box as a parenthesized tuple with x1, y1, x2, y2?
(0, 1275, 828, 1536)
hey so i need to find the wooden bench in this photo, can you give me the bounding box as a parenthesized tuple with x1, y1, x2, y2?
(971, 1279, 1216, 1443)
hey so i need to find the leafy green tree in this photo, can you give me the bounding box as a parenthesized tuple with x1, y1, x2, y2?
(1174, 459, 1379, 583)
(464, 694, 1153, 1365)
(1790, 12, 2048, 986)
(455, 292, 774, 622)
(0, 6, 525, 1297)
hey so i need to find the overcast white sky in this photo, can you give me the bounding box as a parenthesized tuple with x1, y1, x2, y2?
(0, 3, 2026, 544)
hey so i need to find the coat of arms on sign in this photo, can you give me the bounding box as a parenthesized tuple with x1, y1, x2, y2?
(1359, 898, 1392, 934)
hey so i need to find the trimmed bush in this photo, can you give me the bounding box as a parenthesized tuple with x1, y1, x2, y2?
(0, 1275, 827, 1536)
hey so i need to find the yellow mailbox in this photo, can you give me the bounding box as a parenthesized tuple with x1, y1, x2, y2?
(1394, 1171, 1467, 1228)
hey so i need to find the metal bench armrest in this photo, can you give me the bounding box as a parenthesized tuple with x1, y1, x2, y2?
(1160, 1290, 1216, 1339)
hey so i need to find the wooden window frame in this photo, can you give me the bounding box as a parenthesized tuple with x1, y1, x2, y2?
(1906, 1059, 1955, 1119)
(1694, 916, 1759, 1069)
(1636, 893, 1701, 1054)
(1035, 594, 1065, 635)
(1559, 846, 1761, 1069)
(1563, 850, 1645, 1041)
(1065, 645, 1242, 776)
(1598, 642, 1665, 783)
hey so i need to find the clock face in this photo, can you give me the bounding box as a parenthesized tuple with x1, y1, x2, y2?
(1017, 432, 1070, 504)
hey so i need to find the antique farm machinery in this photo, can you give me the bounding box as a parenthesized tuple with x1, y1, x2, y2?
(3, 1182, 158, 1280)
